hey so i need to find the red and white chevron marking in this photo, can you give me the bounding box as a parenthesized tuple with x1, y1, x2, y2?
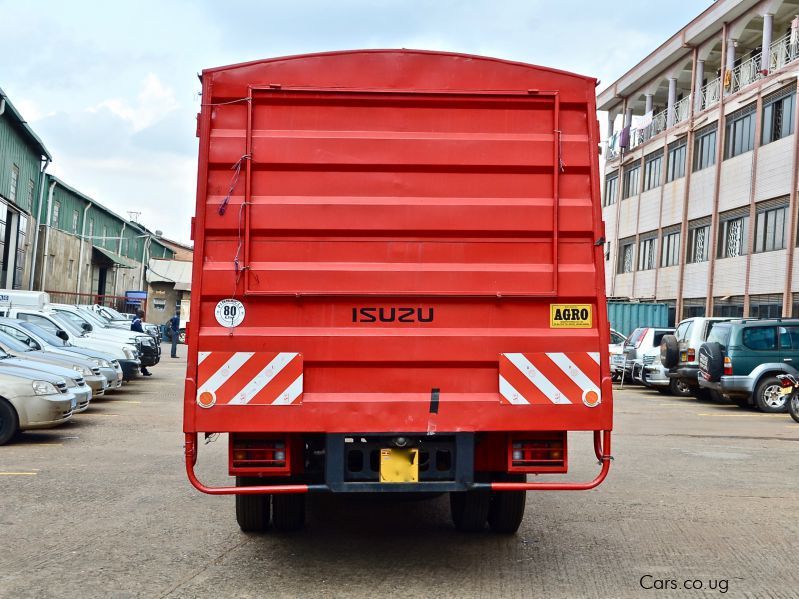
(195, 351, 303, 408)
(499, 352, 601, 407)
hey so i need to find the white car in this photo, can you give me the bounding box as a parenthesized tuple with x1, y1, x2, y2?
(637, 347, 671, 393)
(609, 329, 627, 381)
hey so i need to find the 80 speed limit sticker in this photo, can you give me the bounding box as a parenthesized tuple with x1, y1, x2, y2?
(215, 299, 245, 328)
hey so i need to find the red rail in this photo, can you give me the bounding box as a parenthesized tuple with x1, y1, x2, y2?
(184, 431, 612, 495)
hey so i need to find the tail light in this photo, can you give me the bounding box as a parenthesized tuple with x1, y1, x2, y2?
(686, 348, 696, 362)
(723, 356, 733, 376)
(229, 434, 290, 474)
(508, 432, 567, 473)
(634, 328, 649, 349)
(780, 377, 793, 388)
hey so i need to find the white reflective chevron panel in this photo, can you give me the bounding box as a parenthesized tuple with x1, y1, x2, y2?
(499, 352, 602, 407)
(195, 351, 303, 407)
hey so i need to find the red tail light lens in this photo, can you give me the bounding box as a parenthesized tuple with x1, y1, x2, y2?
(723, 356, 733, 376)
(687, 348, 696, 362)
(508, 432, 567, 473)
(780, 377, 793, 388)
(230, 435, 290, 474)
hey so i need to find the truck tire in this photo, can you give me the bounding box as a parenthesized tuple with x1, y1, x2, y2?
(660, 335, 679, 369)
(698, 342, 724, 382)
(754, 376, 789, 413)
(272, 494, 306, 532)
(450, 490, 490, 532)
(487, 475, 526, 534)
(0, 399, 19, 446)
(235, 477, 270, 532)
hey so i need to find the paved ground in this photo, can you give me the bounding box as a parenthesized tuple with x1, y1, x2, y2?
(1, 347, 798, 598)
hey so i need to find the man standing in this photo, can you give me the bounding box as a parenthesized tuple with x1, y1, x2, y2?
(169, 310, 181, 358)
(131, 309, 152, 376)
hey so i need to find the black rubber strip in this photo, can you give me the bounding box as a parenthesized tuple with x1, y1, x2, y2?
(429, 388, 440, 414)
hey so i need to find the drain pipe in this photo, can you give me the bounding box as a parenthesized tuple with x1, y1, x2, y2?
(75, 202, 92, 295)
(29, 156, 51, 289)
(39, 179, 57, 291)
(114, 222, 126, 295)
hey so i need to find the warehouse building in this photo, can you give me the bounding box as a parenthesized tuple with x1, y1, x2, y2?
(35, 175, 174, 302)
(0, 86, 51, 291)
(599, 0, 799, 323)
(2, 85, 176, 305)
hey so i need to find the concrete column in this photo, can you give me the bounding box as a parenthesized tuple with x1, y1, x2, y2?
(666, 78, 677, 128)
(761, 14, 773, 73)
(625, 107, 633, 128)
(644, 94, 654, 115)
(694, 60, 705, 112)
(607, 111, 615, 137)
(726, 38, 737, 72)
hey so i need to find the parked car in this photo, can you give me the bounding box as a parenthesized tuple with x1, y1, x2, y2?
(0, 367, 76, 445)
(636, 347, 672, 393)
(81, 305, 160, 340)
(609, 329, 626, 381)
(0, 318, 130, 385)
(698, 319, 799, 412)
(620, 327, 674, 383)
(661, 317, 731, 398)
(0, 330, 108, 400)
(49, 305, 160, 368)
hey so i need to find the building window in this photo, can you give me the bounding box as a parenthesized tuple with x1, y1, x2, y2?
(618, 239, 635, 274)
(622, 164, 640, 199)
(749, 294, 783, 319)
(754, 201, 788, 253)
(717, 210, 749, 258)
(762, 86, 796, 145)
(713, 295, 744, 317)
(10, 165, 19, 203)
(724, 104, 755, 159)
(51, 200, 60, 228)
(67, 259, 74, 278)
(14, 215, 27, 290)
(693, 123, 717, 171)
(682, 298, 706, 319)
(71, 210, 79, 234)
(661, 228, 680, 267)
(638, 235, 657, 271)
(687, 219, 711, 263)
(604, 173, 618, 207)
(666, 138, 686, 182)
(643, 150, 663, 192)
(26, 179, 34, 212)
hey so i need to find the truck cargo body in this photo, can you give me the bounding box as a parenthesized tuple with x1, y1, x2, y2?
(184, 50, 612, 532)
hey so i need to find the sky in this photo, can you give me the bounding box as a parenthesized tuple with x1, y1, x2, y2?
(0, 0, 711, 244)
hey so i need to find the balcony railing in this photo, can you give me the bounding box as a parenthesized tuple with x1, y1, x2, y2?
(729, 53, 763, 94)
(769, 32, 799, 72)
(701, 77, 721, 110)
(671, 95, 691, 125)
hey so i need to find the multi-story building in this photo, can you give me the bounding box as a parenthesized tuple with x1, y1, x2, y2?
(599, 0, 799, 324)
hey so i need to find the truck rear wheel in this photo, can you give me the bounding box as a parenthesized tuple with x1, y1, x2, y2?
(450, 490, 490, 532)
(488, 475, 526, 534)
(272, 493, 306, 532)
(235, 477, 270, 532)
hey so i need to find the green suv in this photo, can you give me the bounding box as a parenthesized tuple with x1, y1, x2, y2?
(697, 319, 799, 413)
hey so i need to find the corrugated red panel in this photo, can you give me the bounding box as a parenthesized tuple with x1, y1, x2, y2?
(185, 50, 611, 434)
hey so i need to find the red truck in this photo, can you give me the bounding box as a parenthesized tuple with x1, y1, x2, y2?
(184, 50, 612, 534)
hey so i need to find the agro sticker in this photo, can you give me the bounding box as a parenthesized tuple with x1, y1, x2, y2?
(550, 304, 592, 329)
(215, 299, 245, 328)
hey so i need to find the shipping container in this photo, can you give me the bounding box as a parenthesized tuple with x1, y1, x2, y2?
(184, 50, 613, 534)
(608, 302, 669, 337)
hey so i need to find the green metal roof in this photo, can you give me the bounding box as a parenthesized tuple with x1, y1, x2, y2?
(92, 245, 138, 269)
(0, 86, 52, 160)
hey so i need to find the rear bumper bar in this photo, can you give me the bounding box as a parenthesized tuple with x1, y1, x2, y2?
(184, 430, 612, 494)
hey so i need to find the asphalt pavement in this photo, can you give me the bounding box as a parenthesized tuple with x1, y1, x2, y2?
(1, 348, 798, 598)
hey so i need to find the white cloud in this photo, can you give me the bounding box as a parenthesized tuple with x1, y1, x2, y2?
(90, 73, 180, 132)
